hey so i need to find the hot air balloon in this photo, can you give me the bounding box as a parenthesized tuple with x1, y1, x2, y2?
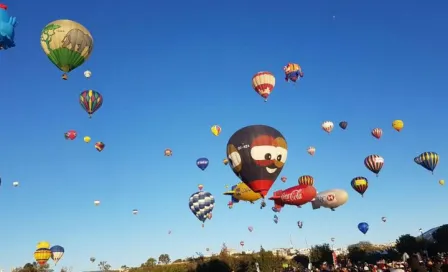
(298, 175, 314, 186)
(34, 248, 52, 266)
(37, 241, 50, 249)
(252, 71, 275, 101)
(223, 158, 228, 165)
(392, 120, 404, 132)
(339, 121, 348, 130)
(364, 155, 384, 176)
(132, 209, 138, 215)
(414, 152, 439, 174)
(94, 200, 100, 206)
(95, 142, 105, 152)
(381, 217, 386, 222)
(189, 191, 215, 227)
(272, 207, 279, 213)
(196, 158, 209, 170)
(273, 215, 278, 224)
(240, 241, 245, 247)
(13, 181, 19, 187)
(322, 121, 334, 134)
(164, 149, 172, 156)
(0, 4, 17, 50)
(64, 130, 77, 140)
(90, 257, 96, 263)
(84, 136, 91, 143)
(248, 226, 253, 232)
(358, 222, 369, 234)
(168, 230, 172, 235)
(283, 63, 303, 83)
(50, 245, 65, 265)
(226, 125, 287, 197)
(351, 176, 368, 197)
(331, 238, 335, 242)
(207, 213, 212, 220)
(307, 146, 315, 156)
(198, 184, 204, 191)
(371, 128, 382, 139)
(260, 200, 266, 209)
(211, 125, 221, 136)
(84, 70, 92, 78)
(297, 221, 303, 228)
(227, 201, 233, 209)
(40, 20, 93, 80)
(281, 176, 287, 183)
(80, 90, 103, 118)
(439, 180, 445, 186)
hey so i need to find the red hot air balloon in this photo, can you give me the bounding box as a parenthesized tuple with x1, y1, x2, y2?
(268, 184, 317, 211)
(226, 125, 288, 197)
(371, 128, 383, 139)
(95, 142, 105, 152)
(364, 155, 384, 176)
(64, 130, 77, 140)
(281, 176, 287, 183)
(252, 72, 275, 102)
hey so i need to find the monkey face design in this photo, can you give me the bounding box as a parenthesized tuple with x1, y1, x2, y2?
(249, 135, 287, 175)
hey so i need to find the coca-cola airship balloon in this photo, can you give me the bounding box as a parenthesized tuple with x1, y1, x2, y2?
(226, 125, 288, 197)
(268, 184, 317, 211)
(311, 189, 348, 211)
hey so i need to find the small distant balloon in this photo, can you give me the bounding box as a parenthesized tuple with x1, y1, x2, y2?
(371, 128, 383, 139)
(322, 121, 334, 134)
(198, 184, 204, 191)
(65, 130, 77, 140)
(307, 146, 316, 156)
(339, 121, 347, 130)
(281, 176, 287, 183)
(196, 158, 209, 171)
(211, 125, 221, 136)
(132, 209, 138, 215)
(164, 148, 172, 156)
(382, 217, 387, 222)
(248, 226, 253, 232)
(90, 257, 96, 263)
(95, 142, 105, 152)
(223, 158, 229, 165)
(84, 136, 91, 143)
(84, 70, 92, 78)
(94, 200, 100, 206)
(358, 222, 369, 234)
(439, 179, 445, 186)
(13, 181, 19, 187)
(240, 241, 245, 247)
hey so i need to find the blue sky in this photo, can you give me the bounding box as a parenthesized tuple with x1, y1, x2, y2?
(1, 0, 447, 270)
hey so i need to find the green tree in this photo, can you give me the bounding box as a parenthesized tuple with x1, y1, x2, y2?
(158, 254, 171, 264)
(395, 234, 421, 254)
(292, 254, 310, 267)
(196, 259, 231, 272)
(143, 257, 157, 267)
(432, 224, 448, 252)
(347, 244, 367, 263)
(309, 243, 333, 265)
(120, 265, 129, 271)
(98, 261, 111, 272)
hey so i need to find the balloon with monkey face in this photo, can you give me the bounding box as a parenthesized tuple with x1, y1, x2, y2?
(226, 125, 288, 197)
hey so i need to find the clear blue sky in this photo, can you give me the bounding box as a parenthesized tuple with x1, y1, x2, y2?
(1, 0, 447, 270)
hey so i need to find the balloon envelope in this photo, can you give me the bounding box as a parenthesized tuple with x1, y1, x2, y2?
(358, 222, 369, 234)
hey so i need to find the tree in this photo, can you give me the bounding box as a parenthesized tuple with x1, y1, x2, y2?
(432, 224, 448, 252)
(196, 259, 232, 272)
(60, 266, 72, 272)
(292, 254, 310, 267)
(395, 234, 421, 254)
(143, 257, 157, 267)
(98, 261, 111, 272)
(347, 241, 379, 263)
(158, 254, 171, 264)
(20, 264, 37, 272)
(309, 243, 333, 265)
(120, 265, 129, 271)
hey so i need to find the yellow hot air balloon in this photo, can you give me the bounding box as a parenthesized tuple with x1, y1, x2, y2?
(211, 125, 221, 136)
(34, 248, 52, 266)
(40, 20, 94, 80)
(439, 179, 445, 186)
(392, 120, 404, 132)
(84, 136, 91, 143)
(36, 241, 50, 249)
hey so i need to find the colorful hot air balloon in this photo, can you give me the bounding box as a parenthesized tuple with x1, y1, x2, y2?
(40, 20, 93, 80)
(283, 63, 303, 83)
(439, 180, 445, 186)
(84, 70, 92, 78)
(371, 128, 382, 139)
(351, 176, 368, 197)
(79, 90, 103, 118)
(240, 241, 245, 247)
(164, 148, 172, 156)
(381, 216, 387, 222)
(248, 226, 253, 232)
(95, 142, 105, 152)
(198, 184, 204, 191)
(50, 245, 65, 265)
(189, 191, 215, 227)
(297, 221, 303, 228)
(322, 121, 334, 134)
(307, 146, 315, 156)
(339, 121, 348, 130)
(35, 248, 52, 266)
(227, 201, 233, 209)
(223, 158, 229, 165)
(64, 130, 77, 140)
(0, 4, 17, 50)
(94, 200, 100, 206)
(298, 175, 314, 186)
(252, 71, 275, 101)
(37, 241, 50, 249)
(414, 152, 439, 174)
(211, 125, 221, 136)
(196, 158, 209, 170)
(273, 215, 278, 224)
(281, 176, 287, 183)
(132, 209, 138, 215)
(392, 120, 404, 132)
(364, 155, 384, 176)
(358, 222, 369, 234)
(90, 257, 96, 263)
(84, 136, 91, 143)
(226, 125, 288, 197)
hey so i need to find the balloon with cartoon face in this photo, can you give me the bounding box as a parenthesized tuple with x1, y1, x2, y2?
(226, 125, 287, 197)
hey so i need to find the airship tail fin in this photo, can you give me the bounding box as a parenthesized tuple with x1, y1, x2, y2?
(311, 200, 321, 210)
(268, 190, 284, 210)
(231, 196, 239, 203)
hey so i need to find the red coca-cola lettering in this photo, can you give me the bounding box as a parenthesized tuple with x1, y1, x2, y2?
(281, 189, 303, 202)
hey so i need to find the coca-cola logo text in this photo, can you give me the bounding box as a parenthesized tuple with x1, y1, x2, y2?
(281, 189, 303, 202)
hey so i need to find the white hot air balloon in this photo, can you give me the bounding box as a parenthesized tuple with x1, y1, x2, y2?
(322, 121, 334, 134)
(132, 209, 138, 215)
(84, 70, 92, 78)
(94, 200, 100, 206)
(13, 181, 19, 187)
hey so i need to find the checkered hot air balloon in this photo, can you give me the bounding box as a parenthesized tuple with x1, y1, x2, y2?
(189, 191, 215, 227)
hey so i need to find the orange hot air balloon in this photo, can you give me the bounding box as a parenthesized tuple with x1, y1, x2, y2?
(371, 128, 383, 139)
(281, 176, 287, 183)
(252, 71, 275, 102)
(298, 175, 314, 186)
(164, 148, 172, 156)
(198, 184, 203, 191)
(307, 146, 315, 156)
(34, 248, 52, 266)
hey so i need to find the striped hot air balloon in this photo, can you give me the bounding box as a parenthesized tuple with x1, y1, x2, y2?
(252, 71, 275, 102)
(371, 128, 383, 139)
(414, 152, 439, 174)
(351, 176, 369, 197)
(364, 155, 384, 176)
(298, 175, 314, 186)
(189, 191, 215, 227)
(34, 248, 52, 266)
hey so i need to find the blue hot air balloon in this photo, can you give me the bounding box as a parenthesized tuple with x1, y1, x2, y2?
(189, 191, 215, 227)
(196, 157, 209, 171)
(358, 222, 369, 234)
(50, 245, 65, 264)
(0, 4, 17, 50)
(273, 215, 278, 224)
